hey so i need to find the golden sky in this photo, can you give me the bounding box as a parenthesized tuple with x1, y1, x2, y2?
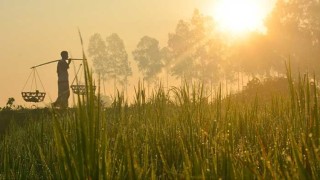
(0, 0, 274, 107)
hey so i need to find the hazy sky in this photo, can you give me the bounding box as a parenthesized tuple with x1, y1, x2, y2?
(0, 0, 274, 107)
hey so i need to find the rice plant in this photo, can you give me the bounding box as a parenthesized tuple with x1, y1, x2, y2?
(0, 63, 320, 179)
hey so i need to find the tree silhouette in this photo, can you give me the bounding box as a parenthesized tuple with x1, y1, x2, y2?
(88, 33, 132, 94)
(88, 33, 108, 81)
(228, 32, 281, 78)
(168, 19, 193, 83)
(224, 0, 320, 81)
(105, 33, 132, 93)
(167, 9, 222, 85)
(160, 47, 173, 88)
(265, 0, 320, 75)
(132, 36, 163, 84)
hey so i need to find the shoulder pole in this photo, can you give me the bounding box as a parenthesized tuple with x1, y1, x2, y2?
(30, 60, 60, 69)
(30, 58, 86, 69)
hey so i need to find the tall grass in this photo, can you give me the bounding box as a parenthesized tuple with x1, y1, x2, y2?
(1, 63, 320, 179)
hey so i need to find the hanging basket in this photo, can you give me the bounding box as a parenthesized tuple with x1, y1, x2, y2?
(21, 91, 46, 103)
(22, 68, 47, 103)
(71, 85, 96, 95)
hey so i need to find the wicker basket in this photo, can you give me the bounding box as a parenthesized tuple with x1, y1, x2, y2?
(21, 91, 46, 103)
(71, 85, 96, 95)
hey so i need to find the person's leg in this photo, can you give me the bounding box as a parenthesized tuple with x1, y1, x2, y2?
(53, 82, 63, 107)
(53, 81, 69, 108)
(60, 82, 70, 108)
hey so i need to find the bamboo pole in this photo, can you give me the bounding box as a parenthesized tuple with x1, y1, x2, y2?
(30, 58, 85, 69)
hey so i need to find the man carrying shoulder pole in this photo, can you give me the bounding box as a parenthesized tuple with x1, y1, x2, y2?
(52, 51, 72, 109)
(28, 51, 84, 108)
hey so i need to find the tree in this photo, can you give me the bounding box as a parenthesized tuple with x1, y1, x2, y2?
(167, 9, 223, 85)
(265, 0, 320, 75)
(105, 33, 132, 93)
(228, 32, 281, 78)
(193, 39, 222, 84)
(168, 19, 194, 83)
(160, 47, 173, 88)
(132, 36, 163, 84)
(88, 33, 132, 94)
(225, 0, 320, 81)
(88, 33, 108, 80)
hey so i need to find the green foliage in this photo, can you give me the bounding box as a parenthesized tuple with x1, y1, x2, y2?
(1, 98, 23, 111)
(232, 76, 290, 103)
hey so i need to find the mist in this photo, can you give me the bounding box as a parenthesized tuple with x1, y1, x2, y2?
(86, 0, 320, 106)
(1, 0, 319, 107)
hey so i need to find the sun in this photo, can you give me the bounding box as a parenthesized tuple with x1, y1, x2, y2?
(210, 0, 268, 35)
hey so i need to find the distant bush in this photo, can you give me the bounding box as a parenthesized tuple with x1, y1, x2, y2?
(1, 97, 24, 111)
(233, 76, 320, 105)
(231, 77, 289, 102)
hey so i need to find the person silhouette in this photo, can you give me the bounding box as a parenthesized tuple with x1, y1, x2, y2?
(52, 51, 71, 108)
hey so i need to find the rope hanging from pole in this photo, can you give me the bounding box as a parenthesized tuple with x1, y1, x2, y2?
(21, 68, 46, 103)
(70, 63, 96, 95)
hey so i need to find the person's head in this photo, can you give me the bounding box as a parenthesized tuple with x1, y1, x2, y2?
(60, 51, 69, 60)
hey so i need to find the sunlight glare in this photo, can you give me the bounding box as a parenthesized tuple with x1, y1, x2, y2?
(211, 0, 268, 35)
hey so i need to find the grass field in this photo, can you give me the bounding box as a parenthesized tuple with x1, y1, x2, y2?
(0, 65, 320, 179)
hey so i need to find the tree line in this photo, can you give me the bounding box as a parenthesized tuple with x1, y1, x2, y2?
(87, 0, 320, 92)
